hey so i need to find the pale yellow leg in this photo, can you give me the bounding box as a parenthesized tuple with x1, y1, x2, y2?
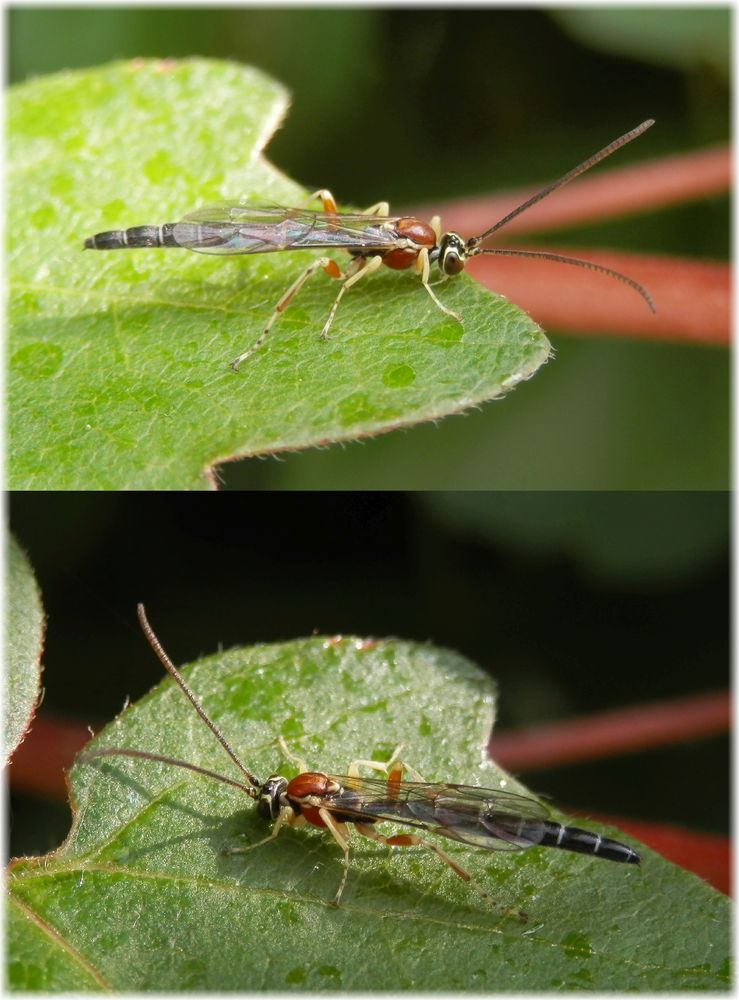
(354, 822, 524, 919)
(317, 808, 352, 906)
(230, 255, 343, 370)
(415, 248, 462, 323)
(305, 190, 389, 217)
(320, 255, 383, 340)
(222, 804, 302, 856)
(347, 746, 425, 783)
(361, 200, 390, 217)
(345, 750, 523, 918)
(229, 188, 403, 369)
(305, 189, 338, 213)
(355, 821, 474, 883)
(276, 735, 309, 774)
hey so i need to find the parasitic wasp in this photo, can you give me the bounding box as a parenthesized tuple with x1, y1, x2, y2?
(79, 606, 640, 909)
(84, 122, 656, 371)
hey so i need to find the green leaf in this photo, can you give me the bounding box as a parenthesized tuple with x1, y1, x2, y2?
(5, 536, 45, 764)
(7, 636, 729, 991)
(8, 58, 550, 490)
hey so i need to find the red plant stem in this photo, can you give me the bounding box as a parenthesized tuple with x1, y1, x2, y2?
(406, 144, 730, 346)
(466, 249, 729, 345)
(422, 145, 730, 236)
(490, 689, 729, 772)
(8, 703, 731, 894)
(8, 715, 91, 801)
(10, 714, 727, 894)
(10, 689, 729, 803)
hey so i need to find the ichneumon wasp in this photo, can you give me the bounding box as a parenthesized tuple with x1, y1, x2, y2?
(84, 122, 656, 371)
(79, 606, 640, 909)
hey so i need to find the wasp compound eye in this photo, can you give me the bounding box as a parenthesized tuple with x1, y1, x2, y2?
(258, 777, 287, 820)
(440, 235, 466, 275)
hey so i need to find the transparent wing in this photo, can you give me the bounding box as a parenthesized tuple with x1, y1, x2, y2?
(327, 777, 553, 853)
(170, 202, 403, 256)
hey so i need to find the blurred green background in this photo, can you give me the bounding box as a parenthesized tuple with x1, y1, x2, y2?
(8, 491, 729, 861)
(9, 7, 730, 489)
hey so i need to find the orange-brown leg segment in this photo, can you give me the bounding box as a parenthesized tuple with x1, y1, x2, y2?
(305, 189, 339, 214)
(354, 822, 524, 918)
(306, 189, 390, 219)
(347, 746, 424, 783)
(346, 754, 524, 912)
(355, 822, 475, 885)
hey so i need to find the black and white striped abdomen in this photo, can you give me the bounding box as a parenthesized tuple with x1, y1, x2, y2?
(85, 224, 179, 250)
(481, 809, 640, 864)
(83, 222, 238, 252)
(537, 820, 640, 863)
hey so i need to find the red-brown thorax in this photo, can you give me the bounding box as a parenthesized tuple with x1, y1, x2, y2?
(382, 218, 436, 270)
(286, 772, 341, 828)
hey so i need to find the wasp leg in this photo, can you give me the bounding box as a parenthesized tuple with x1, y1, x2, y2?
(360, 200, 390, 217)
(306, 189, 389, 218)
(317, 807, 352, 906)
(415, 247, 463, 324)
(354, 823, 524, 919)
(304, 189, 339, 214)
(222, 805, 304, 856)
(275, 735, 309, 774)
(355, 821, 474, 882)
(230, 255, 344, 370)
(319, 254, 384, 340)
(347, 747, 426, 784)
(305, 190, 390, 222)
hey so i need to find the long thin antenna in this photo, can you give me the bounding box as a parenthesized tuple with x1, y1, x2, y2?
(475, 247, 656, 312)
(467, 120, 655, 248)
(77, 747, 258, 796)
(136, 604, 262, 789)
